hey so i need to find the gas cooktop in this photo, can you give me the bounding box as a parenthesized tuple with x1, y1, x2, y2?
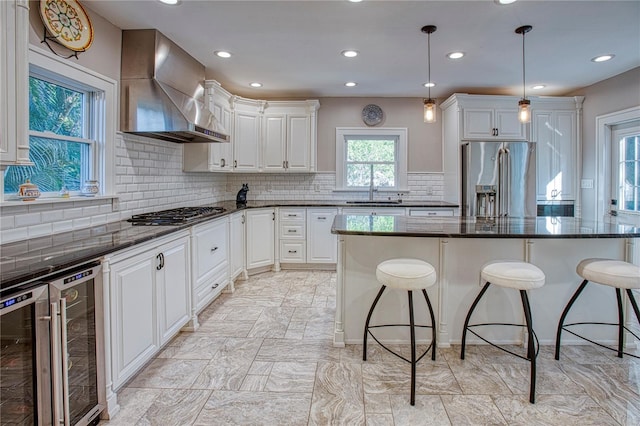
(128, 206, 226, 225)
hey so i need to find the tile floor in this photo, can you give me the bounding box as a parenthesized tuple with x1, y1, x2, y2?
(101, 270, 640, 425)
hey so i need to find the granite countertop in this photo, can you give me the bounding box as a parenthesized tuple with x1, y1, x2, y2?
(331, 215, 640, 239)
(0, 200, 457, 290)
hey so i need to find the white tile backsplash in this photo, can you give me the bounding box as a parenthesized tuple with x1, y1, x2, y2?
(0, 132, 444, 244)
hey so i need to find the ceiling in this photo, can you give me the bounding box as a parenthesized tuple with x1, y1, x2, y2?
(84, 0, 640, 99)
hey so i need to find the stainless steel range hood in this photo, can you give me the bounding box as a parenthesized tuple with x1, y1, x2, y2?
(120, 29, 229, 143)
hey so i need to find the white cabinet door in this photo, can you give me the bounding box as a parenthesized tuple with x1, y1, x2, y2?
(263, 114, 287, 171)
(230, 211, 246, 280)
(157, 238, 190, 345)
(534, 110, 576, 201)
(307, 208, 338, 263)
(109, 251, 158, 389)
(246, 208, 275, 269)
(233, 111, 261, 171)
(463, 108, 526, 140)
(208, 99, 233, 170)
(287, 115, 311, 171)
(0, 0, 29, 167)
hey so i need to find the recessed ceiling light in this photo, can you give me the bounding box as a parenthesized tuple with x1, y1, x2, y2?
(250, 82, 262, 88)
(531, 84, 546, 90)
(214, 51, 232, 58)
(447, 52, 465, 59)
(158, 0, 179, 4)
(494, 0, 517, 4)
(345, 82, 357, 87)
(341, 50, 358, 58)
(423, 82, 436, 88)
(348, 0, 363, 2)
(591, 54, 615, 63)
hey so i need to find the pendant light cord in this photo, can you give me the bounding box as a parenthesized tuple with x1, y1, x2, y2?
(428, 31, 432, 99)
(522, 30, 526, 100)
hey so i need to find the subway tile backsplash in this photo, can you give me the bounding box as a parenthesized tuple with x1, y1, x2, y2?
(0, 134, 443, 244)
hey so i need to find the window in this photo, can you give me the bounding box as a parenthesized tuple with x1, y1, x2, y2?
(612, 123, 640, 213)
(2, 47, 116, 200)
(335, 128, 408, 191)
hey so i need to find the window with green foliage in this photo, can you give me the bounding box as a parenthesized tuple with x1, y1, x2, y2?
(4, 74, 95, 194)
(335, 128, 408, 191)
(613, 125, 640, 212)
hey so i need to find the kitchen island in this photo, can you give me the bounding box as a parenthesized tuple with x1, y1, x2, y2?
(331, 215, 640, 349)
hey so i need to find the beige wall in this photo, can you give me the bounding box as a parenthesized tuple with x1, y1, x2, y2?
(316, 97, 442, 172)
(28, 1, 121, 80)
(567, 66, 640, 221)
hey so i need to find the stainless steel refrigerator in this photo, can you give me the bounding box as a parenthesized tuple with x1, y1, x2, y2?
(461, 141, 536, 218)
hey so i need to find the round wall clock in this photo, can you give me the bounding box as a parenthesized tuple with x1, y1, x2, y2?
(362, 104, 384, 126)
(39, 0, 94, 52)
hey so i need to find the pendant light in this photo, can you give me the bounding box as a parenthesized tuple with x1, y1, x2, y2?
(515, 25, 532, 123)
(422, 25, 437, 123)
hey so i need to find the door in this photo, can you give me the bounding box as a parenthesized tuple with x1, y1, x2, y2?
(503, 142, 536, 217)
(610, 122, 640, 224)
(461, 142, 501, 217)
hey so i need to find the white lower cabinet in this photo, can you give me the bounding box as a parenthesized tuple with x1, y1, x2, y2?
(307, 208, 338, 263)
(246, 208, 275, 269)
(229, 211, 246, 281)
(106, 232, 190, 390)
(279, 208, 306, 263)
(190, 218, 229, 318)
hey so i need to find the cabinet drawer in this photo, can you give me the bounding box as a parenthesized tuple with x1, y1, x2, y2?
(194, 265, 228, 312)
(280, 223, 305, 239)
(279, 208, 306, 222)
(409, 209, 454, 217)
(193, 220, 228, 282)
(280, 241, 306, 262)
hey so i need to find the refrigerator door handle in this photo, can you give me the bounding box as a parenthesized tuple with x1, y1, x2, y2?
(50, 302, 63, 426)
(59, 298, 71, 426)
(497, 148, 504, 217)
(503, 147, 511, 217)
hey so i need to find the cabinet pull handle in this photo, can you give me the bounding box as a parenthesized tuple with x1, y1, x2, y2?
(288, 229, 297, 233)
(287, 214, 297, 217)
(286, 160, 289, 169)
(272, 212, 275, 220)
(318, 217, 326, 220)
(241, 215, 245, 224)
(234, 160, 237, 168)
(156, 253, 164, 270)
(211, 246, 219, 252)
(283, 160, 286, 169)
(428, 212, 436, 216)
(288, 250, 297, 254)
(221, 158, 226, 167)
(212, 283, 219, 289)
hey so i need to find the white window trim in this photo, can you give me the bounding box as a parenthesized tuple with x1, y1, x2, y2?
(596, 106, 640, 221)
(611, 123, 640, 217)
(24, 45, 117, 198)
(335, 127, 408, 191)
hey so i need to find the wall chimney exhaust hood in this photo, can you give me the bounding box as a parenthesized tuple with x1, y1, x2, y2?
(120, 29, 229, 144)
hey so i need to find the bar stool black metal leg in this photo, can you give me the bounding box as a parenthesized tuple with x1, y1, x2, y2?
(363, 285, 386, 361)
(627, 289, 640, 324)
(461, 282, 491, 360)
(555, 279, 589, 360)
(520, 289, 536, 404)
(408, 290, 416, 406)
(422, 289, 437, 360)
(616, 288, 624, 358)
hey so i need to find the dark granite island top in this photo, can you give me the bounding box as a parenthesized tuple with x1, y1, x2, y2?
(331, 215, 640, 239)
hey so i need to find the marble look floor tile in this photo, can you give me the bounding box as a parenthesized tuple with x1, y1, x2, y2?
(493, 361, 585, 395)
(303, 321, 334, 339)
(291, 306, 335, 322)
(222, 305, 265, 321)
(556, 343, 638, 365)
(560, 362, 640, 425)
(255, 338, 341, 362)
(196, 320, 255, 337)
(264, 361, 317, 392)
(247, 307, 295, 338)
(190, 358, 253, 390)
(134, 389, 211, 426)
(239, 374, 268, 391)
(248, 360, 273, 375)
(440, 395, 507, 425)
(493, 394, 620, 425)
(365, 413, 395, 426)
(193, 391, 312, 426)
(127, 359, 209, 389)
(155, 334, 227, 360)
(389, 394, 451, 426)
(362, 362, 462, 396)
(222, 295, 284, 307)
(364, 393, 392, 414)
(100, 388, 161, 425)
(213, 337, 264, 363)
(448, 360, 512, 395)
(309, 362, 365, 426)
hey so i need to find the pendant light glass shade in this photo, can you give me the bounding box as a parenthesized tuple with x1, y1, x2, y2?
(515, 25, 532, 123)
(421, 25, 437, 123)
(424, 99, 437, 123)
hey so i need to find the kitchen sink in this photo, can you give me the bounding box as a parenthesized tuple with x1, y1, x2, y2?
(346, 200, 402, 205)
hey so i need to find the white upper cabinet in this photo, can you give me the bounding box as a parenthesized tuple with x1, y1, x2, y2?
(262, 101, 320, 172)
(232, 97, 264, 172)
(0, 0, 30, 168)
(531, 97, 583, 203)
(463, 107, 526, 140)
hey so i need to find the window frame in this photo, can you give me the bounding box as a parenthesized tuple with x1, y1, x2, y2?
(1, 46, 117, 201)
(335, 127, 408, 191)
(611, 122, 640, 217)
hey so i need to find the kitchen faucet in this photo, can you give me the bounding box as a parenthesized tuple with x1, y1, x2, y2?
(369, 164, 377, 201)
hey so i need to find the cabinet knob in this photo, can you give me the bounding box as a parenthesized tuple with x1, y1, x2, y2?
(211, 247, 219, 252)
(212, 283, 219, 289)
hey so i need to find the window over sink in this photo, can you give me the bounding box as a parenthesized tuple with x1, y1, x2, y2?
(335, 127, 407, 191)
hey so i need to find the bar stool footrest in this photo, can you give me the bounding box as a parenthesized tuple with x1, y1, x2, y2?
(561, 322, 640, 359)
(466, 322, 540, 361)
(366, 324, 435, 364)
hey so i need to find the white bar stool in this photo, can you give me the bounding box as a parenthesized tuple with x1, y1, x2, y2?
(363, 258, 437, 406)
(461, 260, 545, 404)
(555, 258, 640, 360)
